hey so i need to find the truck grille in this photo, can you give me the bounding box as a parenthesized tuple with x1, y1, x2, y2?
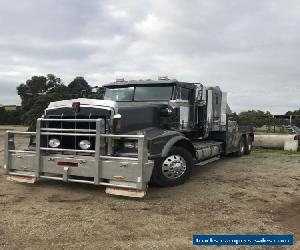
(41, 115, 108, 152)
(47, 116, 98, 130)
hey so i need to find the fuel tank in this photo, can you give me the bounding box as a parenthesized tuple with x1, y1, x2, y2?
(253, 134, 298, 149)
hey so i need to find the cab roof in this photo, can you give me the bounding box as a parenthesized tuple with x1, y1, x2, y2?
(103, 78, 198, 89)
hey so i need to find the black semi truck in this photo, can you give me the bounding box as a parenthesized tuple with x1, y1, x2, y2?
(4, 77, 253, 197)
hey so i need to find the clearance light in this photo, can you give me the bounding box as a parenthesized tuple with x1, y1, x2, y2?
(113, 176, 125, 180)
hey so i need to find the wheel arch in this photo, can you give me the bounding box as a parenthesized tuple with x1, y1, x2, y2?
(161, 136, 196, 159)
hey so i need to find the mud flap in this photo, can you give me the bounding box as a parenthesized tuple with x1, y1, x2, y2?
(105, 187, 146, 198)
(7, 175, 37, 184)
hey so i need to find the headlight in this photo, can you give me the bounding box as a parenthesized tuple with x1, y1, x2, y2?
(123, 141, 138, 149)
(49, 138, 60, 148)
(79, 140, 91, 150)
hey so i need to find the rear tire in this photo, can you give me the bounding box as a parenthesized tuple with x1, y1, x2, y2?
(150, 147, 194, 187)
(244, 136, 252, 155)
(233, 137, 246, 157)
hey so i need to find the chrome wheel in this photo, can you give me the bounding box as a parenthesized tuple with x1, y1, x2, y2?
(162, 155, 187, 179)
(150, 147, 193, 187)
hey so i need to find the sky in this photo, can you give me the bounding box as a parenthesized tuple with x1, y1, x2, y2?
(0, 0, 299, 114)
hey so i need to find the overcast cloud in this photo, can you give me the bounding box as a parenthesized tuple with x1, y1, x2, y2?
(0, 0, 299, 113)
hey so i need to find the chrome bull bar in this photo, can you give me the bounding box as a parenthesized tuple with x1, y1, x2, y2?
(4, 118, 153, 195)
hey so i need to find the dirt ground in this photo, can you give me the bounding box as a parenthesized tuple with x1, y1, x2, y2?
(0, 129, 300, 250)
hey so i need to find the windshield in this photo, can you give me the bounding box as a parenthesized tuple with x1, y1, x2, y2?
(104, 86, 173, 101)
(104, 87, 134, 101)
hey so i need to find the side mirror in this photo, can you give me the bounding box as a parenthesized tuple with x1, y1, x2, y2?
(196, 89, 202, 101)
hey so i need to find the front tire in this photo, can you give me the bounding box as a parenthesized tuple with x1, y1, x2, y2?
(150, 147, 194, 187)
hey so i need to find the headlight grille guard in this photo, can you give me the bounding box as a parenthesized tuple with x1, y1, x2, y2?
(4, 118, 149, 187)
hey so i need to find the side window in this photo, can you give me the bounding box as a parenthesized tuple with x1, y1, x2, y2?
(181, 87, 191, 100)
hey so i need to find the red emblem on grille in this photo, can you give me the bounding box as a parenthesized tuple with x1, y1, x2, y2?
(72, 102, 80, 112)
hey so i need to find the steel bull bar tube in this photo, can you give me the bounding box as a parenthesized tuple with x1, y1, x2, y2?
(4, 118, 154, 198)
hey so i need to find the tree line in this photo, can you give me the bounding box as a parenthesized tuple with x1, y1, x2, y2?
(1, 74, 104, 128)
(0, 107, 22, 125)
(237, 109, 300, 128)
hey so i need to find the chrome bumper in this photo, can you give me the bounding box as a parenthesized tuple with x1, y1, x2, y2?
(4, 118, 154, 193)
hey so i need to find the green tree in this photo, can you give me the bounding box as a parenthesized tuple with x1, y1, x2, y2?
(17, 74, 63, 113)
(286, 108, 300, 127)
(68, 76, 91, 98)
(237, 110, 268, 127)
(0, 107, 22, 125)
(16, 75, 96, 130)
(17, 74, 65, 129)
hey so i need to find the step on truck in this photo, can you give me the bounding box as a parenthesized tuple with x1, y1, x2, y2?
(4, 77, 254, 198)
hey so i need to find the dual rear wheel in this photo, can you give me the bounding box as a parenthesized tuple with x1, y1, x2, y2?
(234, 136, 252, 157)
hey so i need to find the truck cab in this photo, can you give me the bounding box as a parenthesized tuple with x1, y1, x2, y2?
(101, 78, 253, 187)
